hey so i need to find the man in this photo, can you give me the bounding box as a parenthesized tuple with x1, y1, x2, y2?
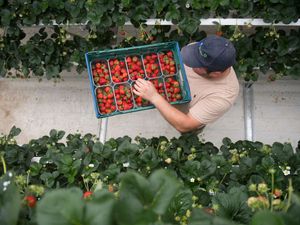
(133, 35, 239, 133)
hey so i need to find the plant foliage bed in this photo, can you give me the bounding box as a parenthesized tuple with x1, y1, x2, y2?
(0, 1, 299, 81)
(1, 126, 300, 225)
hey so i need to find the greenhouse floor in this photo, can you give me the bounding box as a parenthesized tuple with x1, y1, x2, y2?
(0, 71, 299, 148)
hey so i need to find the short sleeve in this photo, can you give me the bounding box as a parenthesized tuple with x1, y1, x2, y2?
(189, 96, 232, 124)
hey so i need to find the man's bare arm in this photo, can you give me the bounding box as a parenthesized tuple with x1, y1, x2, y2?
(133, 79, 203, 133)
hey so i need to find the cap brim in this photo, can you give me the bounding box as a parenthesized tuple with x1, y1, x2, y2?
(180, 43, 204, 68)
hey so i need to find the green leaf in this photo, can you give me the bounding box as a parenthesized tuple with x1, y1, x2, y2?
(114, 140, 139, 163)
(178, 17, 200, 35)
(0, 9, 12, 26)
(149, 170, 182, 215)
(212, 187, 251, 224)
(281, 194, 300, 225)
(61, 154, 73, 166)
(29, 162, 43, 176)
(115, 172, 154, 225)
(0, 174, 21, 225)
(166, 187, 193, 218)
(220, 0, 230, 6)
(154, 0, 169, 14)
(45, 65, 60, 79)
(57, 131, 65, 139)
(269, 0, 280, 3)
(121, 0, 131, 7)
(189, 208, 237, 225)
(272, 142, 294, 163)
(92, 142, 103, 154)
(251, 210, 284, 225)
(83, 191, 115, 225)
(83, 153, 92, 166)
(37, 188, 84, 225)
(8, 126, 21, 138)
(165, 4, 180, 21)
(115, 170, 182, 224)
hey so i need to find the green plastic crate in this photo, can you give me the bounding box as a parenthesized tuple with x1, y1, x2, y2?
(85, 41, 191, 118)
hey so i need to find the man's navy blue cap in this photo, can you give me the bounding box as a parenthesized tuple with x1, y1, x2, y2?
(181, 35, 236, 72)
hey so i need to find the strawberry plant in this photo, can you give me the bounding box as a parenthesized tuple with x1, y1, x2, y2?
(2, 127, 300, 224)
(109, 58, 129, 83)
(126, 55, 145, 80)
(143, 53, 161, 78)
(165, 76, 183, 102)
(91, 60, 110, 86)
(159, 50, 177, 75)
(96, 86, 116, 115)
(114, 84, 134, 111)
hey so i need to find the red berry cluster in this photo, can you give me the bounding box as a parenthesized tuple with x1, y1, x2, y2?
(134, 95, 151, 107)
(159, 51, 177, 75)
(165, 77, 182, 102)
(97, 86, 116, 114)
(92, 61, 110, 85)
(143, 53, 161, 78)
(126, 56, 145, 80)
(150, 78, 166, 99)
(109, 58, 129, 83)
(25, 195, 37, 208)
(114, 84, 134, 111)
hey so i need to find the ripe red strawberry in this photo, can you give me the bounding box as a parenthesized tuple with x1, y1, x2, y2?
(25, 195, 37, 208)
(134, 93, 150, 107)
(83, 191, 93, 199)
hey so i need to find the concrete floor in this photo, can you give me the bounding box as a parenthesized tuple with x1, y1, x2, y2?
(1, 70, 299, 148)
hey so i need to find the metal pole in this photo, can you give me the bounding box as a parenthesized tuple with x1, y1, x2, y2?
(99, 118, 108, 143)
(243, 82, 254, 141)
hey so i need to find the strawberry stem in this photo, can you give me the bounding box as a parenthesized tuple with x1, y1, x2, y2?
(1, 154, 7, 174)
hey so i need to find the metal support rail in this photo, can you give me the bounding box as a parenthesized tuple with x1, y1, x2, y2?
(36, 18, 300, 27)
(243, 82, 254, 141)
(125, 18, 300, 26)
(99, 118, 108, 143)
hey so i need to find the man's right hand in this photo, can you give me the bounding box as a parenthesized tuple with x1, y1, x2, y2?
(133, 79, 160, 103)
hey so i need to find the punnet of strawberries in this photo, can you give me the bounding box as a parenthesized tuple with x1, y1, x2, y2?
(92, 60, 110, 86)
(165, 77, 182, 102)
(109, 58, 129, 83)
(143, 53, 161, 78)
(96, 86, 116, 114)
(159, 51, 177, 75)
(114, 84, 134, 111)
(126, 55, 145, 80)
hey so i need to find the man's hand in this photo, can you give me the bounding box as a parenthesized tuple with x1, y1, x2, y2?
(133, 79, 160, 103)
(133, 78, 203, 133)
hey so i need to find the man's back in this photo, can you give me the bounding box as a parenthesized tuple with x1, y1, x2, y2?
(177, 65, 239, 125)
